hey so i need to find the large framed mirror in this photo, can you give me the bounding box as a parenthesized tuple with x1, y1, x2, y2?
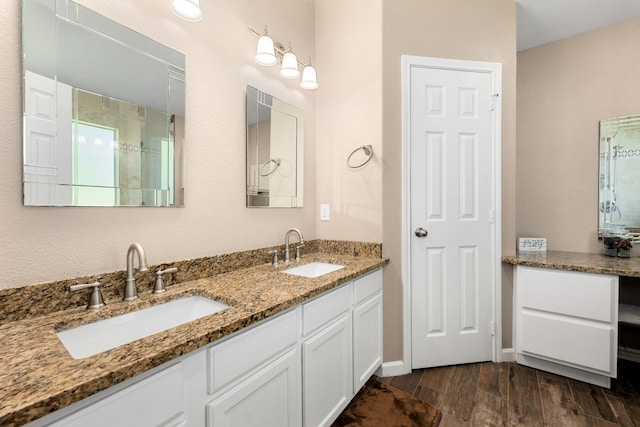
(599, 114, 640, 236)
(22, 0, 186, 207)
(246, 86, 303, 208)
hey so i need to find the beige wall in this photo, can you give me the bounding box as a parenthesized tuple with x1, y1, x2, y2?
(517, 18, 640, 254)
(5, 0, 519, 360)
(315, 0, 383, 243)
(0, 0, 317, 288)
(380, 0, 518, 360)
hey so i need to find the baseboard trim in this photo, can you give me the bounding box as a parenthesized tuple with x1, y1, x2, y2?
(502, 348, 516, 362)
(378, 349, 516, 378)
(376, 360, 410, 377)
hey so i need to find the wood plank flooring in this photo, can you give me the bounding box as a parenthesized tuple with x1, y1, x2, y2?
(377, 360, 640, 426)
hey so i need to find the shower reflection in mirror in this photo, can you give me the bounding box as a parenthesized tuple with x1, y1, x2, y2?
(22, 0, 185, 207)
(246, 86, 304, 208)
(599, 114, 640, 237)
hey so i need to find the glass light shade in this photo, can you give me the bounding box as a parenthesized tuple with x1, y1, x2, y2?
(255, 36, 277, 66)
(300, 65, 319, 90)
(280, 52, 300, 79)
(171, 0, 203, 22)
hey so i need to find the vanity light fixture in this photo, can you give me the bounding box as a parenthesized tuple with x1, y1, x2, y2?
(280, 47, 300, 79)
(171, 0, 203, 22)
(300, 61, 319, 90)
(249, 26, 318, 90)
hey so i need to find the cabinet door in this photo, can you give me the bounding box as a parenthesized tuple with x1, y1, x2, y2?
(353, 292, 383, 391)
(206, 347, 301, 427)
(302, 313, 353, 427)
(46, 363, 185, 427)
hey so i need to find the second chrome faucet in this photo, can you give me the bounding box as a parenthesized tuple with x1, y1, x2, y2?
(123, 242, 148, 301)
(284, 228, 305, 263)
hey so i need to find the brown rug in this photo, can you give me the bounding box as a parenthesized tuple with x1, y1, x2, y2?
(332, 378, 442, 427)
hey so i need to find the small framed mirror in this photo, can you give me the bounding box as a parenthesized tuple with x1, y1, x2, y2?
(22, 0, 186, 207)
(246, 86, 304, 208)
(599, 114, 640, 236)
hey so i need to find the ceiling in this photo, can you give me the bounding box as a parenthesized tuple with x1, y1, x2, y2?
(516, 0, 640, 51)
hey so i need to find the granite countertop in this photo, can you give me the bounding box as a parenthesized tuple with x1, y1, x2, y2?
(0, 252, 387, 427)
(502, 250, 640, 277)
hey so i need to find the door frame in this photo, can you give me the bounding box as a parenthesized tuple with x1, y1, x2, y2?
(401, 55, 503, 373)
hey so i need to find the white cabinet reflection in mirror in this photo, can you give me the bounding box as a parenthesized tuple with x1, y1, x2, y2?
(22, 0, 185, 207)
(246, 86, 304, 208)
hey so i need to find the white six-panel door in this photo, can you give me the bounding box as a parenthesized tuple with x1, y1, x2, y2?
(408, 59, 500, 369)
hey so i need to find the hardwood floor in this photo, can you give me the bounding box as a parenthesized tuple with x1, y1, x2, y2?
(377, 360, 640, 426)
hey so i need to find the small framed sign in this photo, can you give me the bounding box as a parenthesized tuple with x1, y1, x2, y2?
(518, 237, 547, 252)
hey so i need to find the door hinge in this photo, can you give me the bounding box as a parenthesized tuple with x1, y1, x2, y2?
(489, 209, 496, 223)
(490, 321, 496, 336)
(489, 93, 500, 111)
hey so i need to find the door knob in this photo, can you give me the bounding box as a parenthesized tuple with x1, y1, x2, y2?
(415, 228, 428, 238)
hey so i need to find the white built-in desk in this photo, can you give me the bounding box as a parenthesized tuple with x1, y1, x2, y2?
(503, 251, 640, 388)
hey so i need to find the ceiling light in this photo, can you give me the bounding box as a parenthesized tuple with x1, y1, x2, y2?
(171, 0, 203, 22)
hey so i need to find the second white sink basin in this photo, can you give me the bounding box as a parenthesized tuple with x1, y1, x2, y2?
(282, 262, 345, 278)
(56, 296, 229, 359)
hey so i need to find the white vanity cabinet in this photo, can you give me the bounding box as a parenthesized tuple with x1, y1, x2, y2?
(28, 268, 384, 427)
(302, 284, 353, 427)
(515, 265, 619, 387)
(352, 269, 383, 391)
(301, 268, 384, 427)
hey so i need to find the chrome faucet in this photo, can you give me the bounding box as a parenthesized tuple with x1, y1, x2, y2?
(284, 228, 305, 263)
(123, 243, 149, 301)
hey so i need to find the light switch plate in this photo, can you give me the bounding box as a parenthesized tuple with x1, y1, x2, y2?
(320, 204, 330, 221)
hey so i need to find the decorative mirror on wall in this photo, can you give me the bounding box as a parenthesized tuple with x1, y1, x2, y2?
(22, 0, 186, 206)
(246, 86, 304, 208)
(599, 114, 640, 237)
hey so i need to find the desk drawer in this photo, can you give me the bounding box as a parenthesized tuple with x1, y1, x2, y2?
(520, 311, 613, 373)
(518, 266, 616, 322)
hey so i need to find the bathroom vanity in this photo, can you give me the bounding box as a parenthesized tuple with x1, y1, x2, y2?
(504, 251, 640, 388)
(0, 251, 386, 427)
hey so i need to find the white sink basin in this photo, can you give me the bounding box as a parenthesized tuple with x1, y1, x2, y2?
(282, 262, 345, 278)
(56, 296, 229, 359)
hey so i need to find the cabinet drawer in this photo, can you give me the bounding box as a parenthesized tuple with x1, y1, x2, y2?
(208, 308, 300, 394)
(303, 284, 352, 336)
(353, 269, 382, 305)
(520, 311, 613, 373)
(518, 266, 617, 322)
(48, 363, 184, 427)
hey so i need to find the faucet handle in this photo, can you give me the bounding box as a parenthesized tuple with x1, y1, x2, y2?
(153, 267, 178, 294)
(268, 250, 279, 266)
(70, 281, 105, 310)
(295, 243, 305, 261)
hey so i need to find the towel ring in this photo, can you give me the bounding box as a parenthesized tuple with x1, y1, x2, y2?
(259, 158, 281, 176)
(347, 145, 374, 169)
